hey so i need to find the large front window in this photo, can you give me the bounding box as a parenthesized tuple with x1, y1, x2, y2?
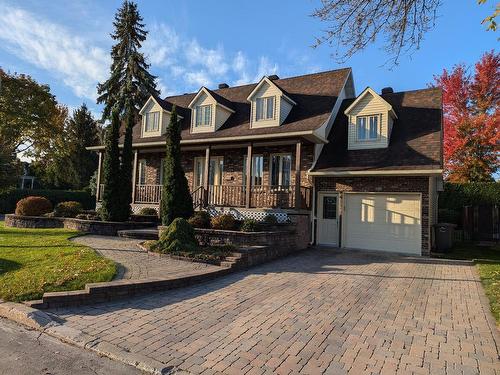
(256, 96, 275, 121)
(357, 114, 380, 141)
(195, 105, 212, 127)
(243, 155, 264, 186)
(271, 154, 291, 188)
(144, 111, 160, 132)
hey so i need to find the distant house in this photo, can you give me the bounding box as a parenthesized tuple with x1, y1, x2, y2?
(88, 68, 443, 255)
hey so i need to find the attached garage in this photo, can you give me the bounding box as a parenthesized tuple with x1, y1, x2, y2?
(342, 193, 422, 255)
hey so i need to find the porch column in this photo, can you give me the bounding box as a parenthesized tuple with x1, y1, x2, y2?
(203, 146, 211, 206)
(96, 151, 103, 202)
(245, 143, 253, 208)
(295, 141, 302, 209)
(131, 150, 138, 203)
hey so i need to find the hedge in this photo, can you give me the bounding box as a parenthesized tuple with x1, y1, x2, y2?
(439, 182, 500, 212)
(0, 189, 95, 214)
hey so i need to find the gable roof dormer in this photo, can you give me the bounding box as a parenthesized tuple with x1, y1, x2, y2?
(344, 87, 398, 150)
(247, 76, 297, 128)
(139, 95, 183, 138)
(188, 86, 235, 133)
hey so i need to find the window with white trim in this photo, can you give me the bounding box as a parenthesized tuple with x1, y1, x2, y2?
(144, 111, 160, 132)
(194, 157, 205, 187)
(356, 114, 380, 141)
(270, 154, 291, 188)
(242, 155, 264, 187)
(195, 105, 212, 127)
(256, 96, 275, 121)
(138, 159, 147, 185)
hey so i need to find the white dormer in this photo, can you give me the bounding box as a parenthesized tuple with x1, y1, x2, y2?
(139, 96, 183, 138)
(247, 76, 296, 128)
(188, 87, 234, 134)
(344, 87, 398, 150)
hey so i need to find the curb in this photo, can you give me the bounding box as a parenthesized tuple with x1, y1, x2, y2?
(0, 300, 183, 374)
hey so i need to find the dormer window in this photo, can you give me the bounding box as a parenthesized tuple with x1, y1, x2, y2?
(357, 114, 380, 141)
(256, 96, 275, 121)
(195, 104, 212, 127)
(144, 111, 160, 132)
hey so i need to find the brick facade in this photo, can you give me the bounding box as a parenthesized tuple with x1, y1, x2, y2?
(135, 143, 314, 191)
(315, 176, 430, 254)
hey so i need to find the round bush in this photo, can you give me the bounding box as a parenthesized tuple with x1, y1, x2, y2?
(15, 196, 53, 217)
(157, 218, 198, 253)
(53, 201, 83, 218)
(240, 218, 261, 232)
(138, 207, 158, 216)
(262, 214, 278, 225)
(211, 214, 236, 230)
(188, 211, 211, 228)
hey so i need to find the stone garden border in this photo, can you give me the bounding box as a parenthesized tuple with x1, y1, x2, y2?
(5, 214, 155, 236)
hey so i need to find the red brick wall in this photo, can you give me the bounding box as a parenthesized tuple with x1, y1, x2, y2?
(315, 176, 430, 254)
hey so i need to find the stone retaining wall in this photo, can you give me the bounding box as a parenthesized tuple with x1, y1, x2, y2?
(5, 214, 155, 236)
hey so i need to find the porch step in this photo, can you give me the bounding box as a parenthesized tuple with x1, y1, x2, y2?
(117, 228, 159, 240)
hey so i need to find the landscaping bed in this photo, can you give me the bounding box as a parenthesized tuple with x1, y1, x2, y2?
(0, 222, 116, 302)
(433, 241, 500, 324)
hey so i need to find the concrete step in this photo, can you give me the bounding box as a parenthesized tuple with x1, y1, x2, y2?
(117, 228, 159, 240)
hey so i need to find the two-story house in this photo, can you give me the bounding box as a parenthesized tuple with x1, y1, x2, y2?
(89, 68, 443, 255)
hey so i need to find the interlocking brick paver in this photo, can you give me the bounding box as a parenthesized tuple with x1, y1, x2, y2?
(49, 249, 500, 374)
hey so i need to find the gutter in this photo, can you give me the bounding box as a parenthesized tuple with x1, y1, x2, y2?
(308, 169, 443, 177)
(86, 130, 328, 151)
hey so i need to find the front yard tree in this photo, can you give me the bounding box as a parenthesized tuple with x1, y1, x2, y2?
(100, 110, 126, 221)
(160, 107, 193, 226)
(97, 0, 159, 218)
(434, 50, 499, 182)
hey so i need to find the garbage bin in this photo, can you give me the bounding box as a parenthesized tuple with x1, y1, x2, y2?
(433, 223, 456, 252)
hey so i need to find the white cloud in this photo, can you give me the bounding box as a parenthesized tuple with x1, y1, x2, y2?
(0, 4, 109, 100)
(185, 71, 213, 88)
(185, 40, 229, 76)
(254, 56, 279, 81)
(143, 23, 179, 67)
(232, 51, 251, 85)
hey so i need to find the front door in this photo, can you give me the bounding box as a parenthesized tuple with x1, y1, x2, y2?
(209, 157, 224, 204)
(317, 193, 339, 246)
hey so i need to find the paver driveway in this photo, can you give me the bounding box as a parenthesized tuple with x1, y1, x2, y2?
(49, 249, 500, 375)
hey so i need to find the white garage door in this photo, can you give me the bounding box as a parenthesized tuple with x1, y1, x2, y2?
(344, 193, 421, 254)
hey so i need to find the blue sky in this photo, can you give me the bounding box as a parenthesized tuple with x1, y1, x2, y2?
(0, 0, 497, 117)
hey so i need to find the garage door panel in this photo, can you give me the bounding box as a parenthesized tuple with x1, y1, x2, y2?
(344, 194, 421, 254)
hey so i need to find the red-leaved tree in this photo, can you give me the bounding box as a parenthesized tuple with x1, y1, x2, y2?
(433, 51, 499, 182)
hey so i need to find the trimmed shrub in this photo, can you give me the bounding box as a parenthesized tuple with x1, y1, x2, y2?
(75, 211, 101, 221)
(211, 214, 236, 230)
(439, 182, 500, 211)
(262, 214, 278, 225)
(15, 196, 53, 216)
(0, 188, 94, 214)
(438, 208, 461, 224)
(53, 201, 83, 218)
(240, 218, 261, 232)
(188, 211, 211, 228)
(138, 207, 158, 216)
(157, 218, 198, 253)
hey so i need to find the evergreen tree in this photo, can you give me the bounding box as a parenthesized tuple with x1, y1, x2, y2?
(160, 107, 193, 226)
(97, 1, 159, 120)
(100, 110, 124, 221)
(66, 104, 99, 189)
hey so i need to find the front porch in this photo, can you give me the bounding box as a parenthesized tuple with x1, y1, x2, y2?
(96, 140, 314, 212)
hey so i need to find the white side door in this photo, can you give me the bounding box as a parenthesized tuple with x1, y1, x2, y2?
(317, 193, 339, 246)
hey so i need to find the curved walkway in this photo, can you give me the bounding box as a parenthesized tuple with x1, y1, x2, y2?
(71, 235, 220, 280)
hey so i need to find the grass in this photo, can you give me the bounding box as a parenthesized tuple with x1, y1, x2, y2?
(0, 222, 116, 302)
(433, 241, 500, 324)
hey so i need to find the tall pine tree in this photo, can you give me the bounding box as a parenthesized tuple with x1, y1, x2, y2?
(66, 104, 99, 189)
(100, 110, 124, 221)
(160, 107, 193, 226)
(97, 0, 159, 219)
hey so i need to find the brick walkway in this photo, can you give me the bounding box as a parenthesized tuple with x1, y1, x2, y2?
(50, 249, 500, 374)
(72, 235, 220, 280)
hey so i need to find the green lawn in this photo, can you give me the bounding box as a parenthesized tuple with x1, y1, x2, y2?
(434, 242, 500, 324)
(0, 222, 116, 302)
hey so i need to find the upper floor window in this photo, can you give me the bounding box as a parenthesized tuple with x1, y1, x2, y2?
(195, 105, 212, 127)
(144, 111, 160, 132)
(357, 114, 380, 141)
(256, 96, 275, 121)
